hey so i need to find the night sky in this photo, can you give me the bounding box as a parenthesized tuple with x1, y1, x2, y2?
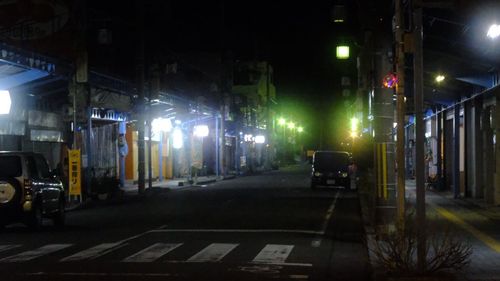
(90, 0, 361, 149)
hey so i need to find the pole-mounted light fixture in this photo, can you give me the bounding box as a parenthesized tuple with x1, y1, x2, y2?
(435, 75, 445, 83)
(336, 45, 350, 59)
(0, 90, 11, 114)
(487, 24, 500, 39)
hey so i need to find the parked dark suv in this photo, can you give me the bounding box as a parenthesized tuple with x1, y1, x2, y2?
(311, 151, 352, 189)
(0, 152, 65, 229)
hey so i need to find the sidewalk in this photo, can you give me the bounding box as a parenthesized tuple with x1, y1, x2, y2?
(359, 178, 500, 280)
(405, 180, 500, 280)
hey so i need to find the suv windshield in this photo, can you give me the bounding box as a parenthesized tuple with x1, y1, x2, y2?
(0, 155, 22, 178)
(314, 152, 350, 171)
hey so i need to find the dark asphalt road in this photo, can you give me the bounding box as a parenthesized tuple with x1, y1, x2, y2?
(0, 165, 370, 281)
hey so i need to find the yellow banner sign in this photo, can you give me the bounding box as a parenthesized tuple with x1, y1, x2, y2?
(68, 149, 81, 196)
(307, 150, 315, 157)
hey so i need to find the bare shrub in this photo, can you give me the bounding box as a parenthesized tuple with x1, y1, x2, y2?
(370, 210, 472, 277)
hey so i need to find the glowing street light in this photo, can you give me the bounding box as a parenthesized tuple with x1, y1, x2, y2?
(278, 118, 287, 126)
(435, 75, 445, 83)
(193, 125, 209, 137)
(0, 90, 12, 114)
(151, 117, 172, 134)
(487, 24, 500, 39)
(350, 117, 359, 132)
(336, 45, 350, 59)
(287, 122, 295, 129)
(172, 127, 183, 149)
(255, 135, 266, 144)
(297, 126, 304, 133)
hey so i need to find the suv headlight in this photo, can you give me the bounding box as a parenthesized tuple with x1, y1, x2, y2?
(314, 172, 323, 177)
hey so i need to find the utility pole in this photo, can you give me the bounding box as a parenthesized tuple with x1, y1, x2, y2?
(413, 6, 426, 273)
(372, 17, 397, 233)
(219, 0, 226, 178)
(266, 62, 271, 169)
(395, 0, 406, 226)
(136, 1, 146, 194)
(74, 0, 89, 201)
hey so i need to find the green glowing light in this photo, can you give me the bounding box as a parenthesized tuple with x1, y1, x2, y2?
(278, 118, 287, 126)
(336, 45, 349, 59)
(350, 117, 359, 132)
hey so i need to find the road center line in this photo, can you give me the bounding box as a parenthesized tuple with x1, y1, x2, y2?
(312, 191, 340, 247)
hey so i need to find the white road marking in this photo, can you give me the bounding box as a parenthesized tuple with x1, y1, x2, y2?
(25, 272, 180, 277)
(251, 261, 313, 267)
(1, 244, 72, 262)
(312, 191, 340, 247)
(116, 224, 168, 244)
(150, 229, 322, 235)
(252, 244, 294, 264)
(60, 243, 126, 262)
(187, 243, 238, 262)
(0, 244, 21, 253)
(123, 243, 182, 263)
(289, 275, 310, 279)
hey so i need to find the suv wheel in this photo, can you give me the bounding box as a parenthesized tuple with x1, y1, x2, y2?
(27, 203, 43, 230)
(53, 198, 65, 227)
(0, 177, 21, 209)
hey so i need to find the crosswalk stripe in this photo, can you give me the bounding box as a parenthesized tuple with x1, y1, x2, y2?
(252, 244, 294, 264)
(187, 243, 238, 262)
(0, 245, 21, 253)
(122, 243, 182, 263)
(0, 244, 72, 262)
(60, 243, 126, 262)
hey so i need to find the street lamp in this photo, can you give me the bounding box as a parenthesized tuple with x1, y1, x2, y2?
(255, 135, 266, 144)
(435, 75, 445, 83)
(297, 126, 304, 133)
(350, 117, 359, 133)
(487, 24, 500, 39)
(287, 122, 295, 130)
(0, 90, 11, 114)
(336, 45, 350, 59)
(172, 127, 183, 149)
(278, 118, 287, 126)
(193, 125, 209, 137)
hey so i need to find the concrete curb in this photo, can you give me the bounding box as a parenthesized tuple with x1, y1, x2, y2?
(66, 174, 239, 211)
(65, 187, 172, 212)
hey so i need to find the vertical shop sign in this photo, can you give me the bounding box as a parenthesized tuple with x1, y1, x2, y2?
(68, 149, 82, 196)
